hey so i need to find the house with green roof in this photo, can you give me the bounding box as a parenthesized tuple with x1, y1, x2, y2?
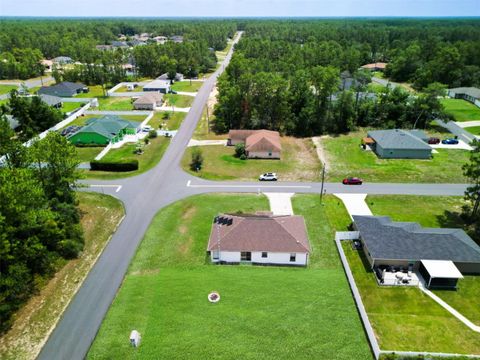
(67, 115, 140, 146)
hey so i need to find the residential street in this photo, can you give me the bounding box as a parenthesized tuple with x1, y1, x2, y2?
(37, 30, 469, 360)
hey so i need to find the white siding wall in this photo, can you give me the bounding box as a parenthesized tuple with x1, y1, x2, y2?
(212, 251, 307, 266)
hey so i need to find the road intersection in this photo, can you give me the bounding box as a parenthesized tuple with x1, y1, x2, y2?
(38, 31, 469, 360)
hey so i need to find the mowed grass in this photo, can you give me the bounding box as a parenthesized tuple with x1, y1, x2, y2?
(343, 242, 480, 354)
(441, 98, 480, 122)
(148, 111, 186, 130)
(85, 135, 170, 180)
(0, 84, 18, 95)
(75, 147, 103, 162)
(366, 195, 480, 328)
(61, 102, 84, 114)
(322, 131, 469, 183)
(88, 194, 372, 360)
(0, 192, 124, 360)
(76, 85, 107, 98)
(164, 94, 194, 108)
(464, 126, 480, 135)
(182, 137, 322, 181)
(97, 97, 134, 111)
(366, 195, 466, 228)
(171, 81, 202, 92)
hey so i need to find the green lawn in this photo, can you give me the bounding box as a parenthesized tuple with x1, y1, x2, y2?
(366, 195, 466, 228)
(61, 102, 85, 114)
(441, 99, 480, 122)
(85, 135, 170, 180)
(343, 242, 480, 354)
(464, 126, 480, 136)
(164, 94, 194, 108)
(76, 85, 107, 98)
(181, 137, 322, 181)
(88, 194, 372, 360)
(97, 97, 134, 111)
(192, 106, 226, 140)
(75, 147, 103, 162)
(171, 81, 203, 92)
(322, 131, 469, 183)
(0, 84, 18, 95)
(148, 112, 186, 130)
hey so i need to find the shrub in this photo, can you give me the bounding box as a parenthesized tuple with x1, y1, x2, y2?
(240, 153, 247, 160)
(90, 160, 139, 172)
(148, 130, 158, 138)
(234, 143, 246, 158)
(190, 147, 203, 171)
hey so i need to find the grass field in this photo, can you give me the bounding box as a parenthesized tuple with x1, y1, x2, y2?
(88, 194, 372, 360)
(148, 112, 186, 130)
(171, 81, 202, 92)
(366, 195, 466, 228)
(343, 194, 480, 354)
(61, 102, 84, 114)
(181, 137, 322, 181)
(76, 85, 107, 98)
(0, 192, 124, 360)
(75, 147, 103, 162)
(192, 106, 227, 140)
(0, 84, 18, 95)
(321, 131, 469, 183)
(85, 135, 170, 180)
(343, 242, 480, 354)
(464, 126, 480, 135)
(441, 99, 480, 122)
(164, 94, 194, 108)
(97, 97, 134, 111)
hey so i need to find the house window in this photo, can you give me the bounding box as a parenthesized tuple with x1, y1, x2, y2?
(261, 252, 268, 258)
(212, 250, 219, 260)
(241, 252, 251, 261)
(268, 152, 272, 156)
(290, 253, 296, 262)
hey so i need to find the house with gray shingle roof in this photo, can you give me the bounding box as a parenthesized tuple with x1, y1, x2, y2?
(38, 82, 88, 98)
(353, 215, 480, 285)
(366, 129, 432, 159)
(207, 212, 310, 266)
(447, 87, 480, 105)
(39, 94, 62, 108)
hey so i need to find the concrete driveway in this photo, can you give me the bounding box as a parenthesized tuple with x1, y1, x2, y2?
(264, 193, 294, 215)
(188, 139, 227, 147)
(431, 140, 473, 151)
(334, 193, 372, 219)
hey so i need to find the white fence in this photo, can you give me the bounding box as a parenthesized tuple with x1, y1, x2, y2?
(107, 82, 125, 95)
(335, 231, 359, 241)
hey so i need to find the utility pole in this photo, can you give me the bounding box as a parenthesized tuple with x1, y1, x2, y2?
(319, 163, 326, 205)
(206, 106, 210, 133)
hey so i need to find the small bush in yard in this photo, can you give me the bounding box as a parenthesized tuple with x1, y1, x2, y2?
(190, 147, 203, 171)
(234, 143, 246, 158)
(148, 130, 158, 139)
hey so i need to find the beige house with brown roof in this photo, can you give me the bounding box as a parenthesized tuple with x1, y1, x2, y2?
(361, 62, 387, 71)
(228, 129, 281, 159)
(207, 212, 310, 266)
(133, 93, 164, 110)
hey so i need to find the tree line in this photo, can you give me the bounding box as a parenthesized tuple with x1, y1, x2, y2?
(0, 121, 83, 333)
(0, 19, 236, 80)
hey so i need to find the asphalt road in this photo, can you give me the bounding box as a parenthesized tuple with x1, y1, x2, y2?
(37, 31, 469, 360)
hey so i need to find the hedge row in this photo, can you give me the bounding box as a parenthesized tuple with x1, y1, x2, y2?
(90, 160, 139, 172)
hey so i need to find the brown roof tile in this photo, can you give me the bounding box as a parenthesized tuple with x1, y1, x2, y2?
(133, 92, 164, 106)
(207, 213, 310, 253)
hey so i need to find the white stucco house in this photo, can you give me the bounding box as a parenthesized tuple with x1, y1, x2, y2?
(207, 212, 311, 266)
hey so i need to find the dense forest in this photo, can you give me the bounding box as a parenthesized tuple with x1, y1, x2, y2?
(0, 19, 236, 81)
(0, 121, 83, 332)
(214, 19, 480, 136)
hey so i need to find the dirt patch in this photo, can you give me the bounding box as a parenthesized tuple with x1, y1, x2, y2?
(311, 136, 331, 169)
(181, 205, 197, 221)
(179, 236, 194, 254)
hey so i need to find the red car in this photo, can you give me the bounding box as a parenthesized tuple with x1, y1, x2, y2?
(428, 137, 440, 144)
(342, 177, 363, 185)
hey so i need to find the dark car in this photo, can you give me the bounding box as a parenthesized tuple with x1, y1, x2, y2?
(169, 90, 178, 94)
(342, 177, 363, 185)
(428, 137, 440, 144)
(442, 138, 459, 145)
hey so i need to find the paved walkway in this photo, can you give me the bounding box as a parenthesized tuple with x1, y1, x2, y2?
(456, 120, 480, 128)
(177, 91, 197, 97)
(264, 193, 294, 215)
(419, 282, 480, 333)
(334, 193, 372, 219)
(187, 139, 227, 147)
(156, 106, 190, 113)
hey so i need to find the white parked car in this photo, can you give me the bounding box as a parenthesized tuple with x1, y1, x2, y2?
(259, 172, 278, 181)
(142, 126, 153, 132)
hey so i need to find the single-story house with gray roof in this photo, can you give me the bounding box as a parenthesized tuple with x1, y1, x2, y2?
(38, 82, 88, 98)
(352, 215, 480, 287)
(39, 94, 62, 108)
(448, 87, 480, 104)
(143, 80, 171, 94)
(366, 129, 432, 159)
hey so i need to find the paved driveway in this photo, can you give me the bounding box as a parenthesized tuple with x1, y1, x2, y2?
(264, 192, 294, 215)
